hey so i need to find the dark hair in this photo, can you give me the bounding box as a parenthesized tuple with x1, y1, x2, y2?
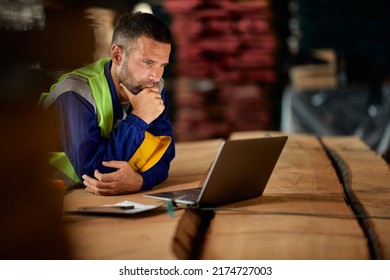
(112, 11, 172, 48)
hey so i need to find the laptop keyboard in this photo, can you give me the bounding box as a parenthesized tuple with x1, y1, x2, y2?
(176, 188, 202, 201)
(176, 193, 199, 202)
(158, 188, 201, 201)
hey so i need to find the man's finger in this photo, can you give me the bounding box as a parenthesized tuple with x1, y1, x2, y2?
(82, 174, 98, 187)
(120, 83, 136, 103)
(82, 174, 101, 194)
(94, 168, 118, 183)
(120, 82, 132, 94)
(147, 86, 159, 94)
(84, 175, 113, 194)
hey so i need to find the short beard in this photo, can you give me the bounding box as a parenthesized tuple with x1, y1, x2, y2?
(119, 56, 143, 95)
(122, 82, 143, 95)
(119, 55, 159, 95)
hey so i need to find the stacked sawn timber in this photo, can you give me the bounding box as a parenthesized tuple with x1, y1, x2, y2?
(164, 0, 279, 141)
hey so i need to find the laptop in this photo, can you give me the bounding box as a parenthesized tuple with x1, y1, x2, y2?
(144, 136, 288, 207)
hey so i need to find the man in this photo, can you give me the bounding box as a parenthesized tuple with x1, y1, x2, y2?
(39, 11, 175, 195)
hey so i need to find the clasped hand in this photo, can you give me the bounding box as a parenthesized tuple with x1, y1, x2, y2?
(82, 161, 143, 195)
(120, 83, 164, 124)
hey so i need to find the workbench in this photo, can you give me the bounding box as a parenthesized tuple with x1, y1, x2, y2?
(63, 132, 390, 260)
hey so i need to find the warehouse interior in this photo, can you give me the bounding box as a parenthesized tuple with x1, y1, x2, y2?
(0, 0, 389, 162)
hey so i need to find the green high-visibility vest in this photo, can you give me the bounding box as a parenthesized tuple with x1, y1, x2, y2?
(39, 58, 112, 183)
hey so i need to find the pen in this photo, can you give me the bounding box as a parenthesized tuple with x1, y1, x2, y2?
(78, 205, 135, 211)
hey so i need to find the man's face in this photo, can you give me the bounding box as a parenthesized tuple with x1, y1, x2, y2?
(119, 36, 171, 95)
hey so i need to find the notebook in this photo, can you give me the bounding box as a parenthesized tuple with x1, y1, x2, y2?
(144, 136, 288, 207)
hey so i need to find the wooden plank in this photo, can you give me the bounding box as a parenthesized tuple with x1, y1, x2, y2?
(163, 139, 223, 186)
(62, 139, 222, 259)
(322, 136, 390, 259)
(63, 190, 179, 260)
(195, 132, 369, 259)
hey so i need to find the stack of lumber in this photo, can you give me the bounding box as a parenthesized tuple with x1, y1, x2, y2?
(164, 0, 280, 141)
(290, 49, 338, 91)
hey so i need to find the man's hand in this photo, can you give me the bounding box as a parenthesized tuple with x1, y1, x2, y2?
(120, 83, 164, 124)
(82, 161, 143, 195)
